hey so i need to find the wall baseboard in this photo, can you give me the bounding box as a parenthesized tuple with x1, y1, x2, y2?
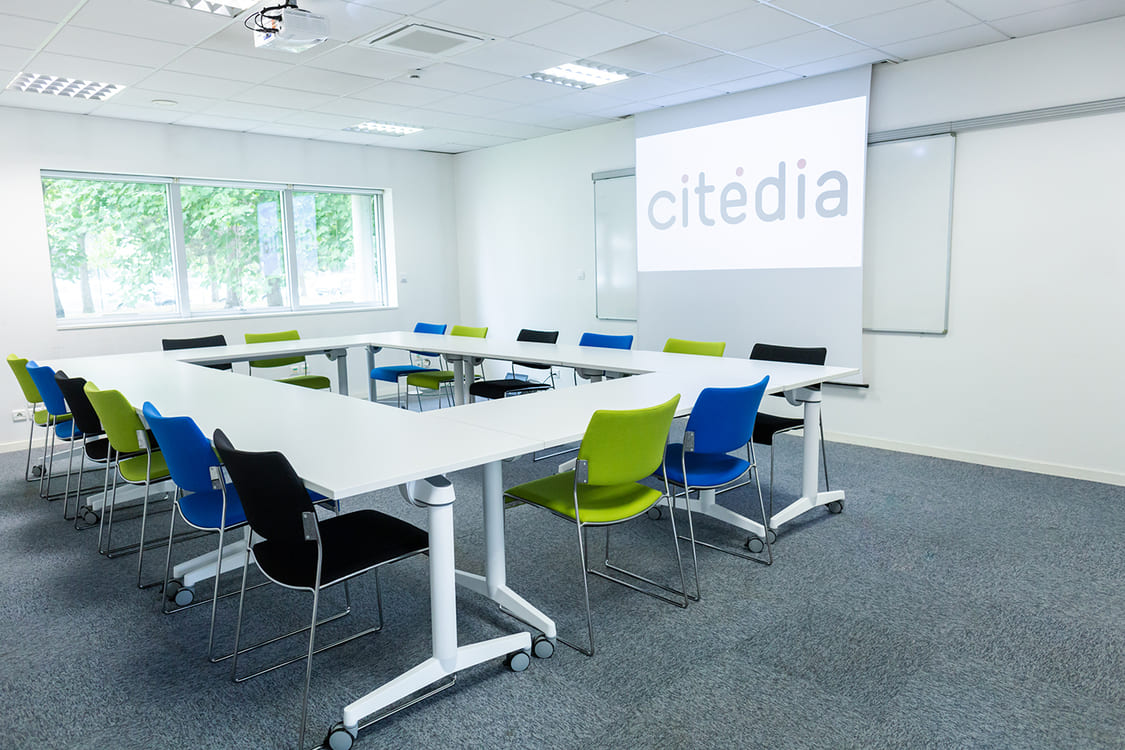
(826, 431, 1125, 487)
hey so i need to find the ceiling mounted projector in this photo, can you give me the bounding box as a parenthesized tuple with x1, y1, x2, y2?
(245, 1, 329, 53)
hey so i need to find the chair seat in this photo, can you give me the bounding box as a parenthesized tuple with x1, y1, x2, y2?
(506, 471, 664, 524)
(370, 365, 435, 383)
(279, 374, 331, 390)
(753, 412, 804, 446)
(656, 445, 750, 489)
(83, 436, 112, 462)
(178, 485, 248, 530)
(252, 509, 428, 589)
(469, 379, 551, 400)
(406, 370, 454, 390)
(54, 419, 82, 440)
(118, 451, 170, 484)
(34, 409, 70, 427)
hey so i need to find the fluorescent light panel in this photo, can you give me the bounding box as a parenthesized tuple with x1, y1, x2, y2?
(345, 121, 424, 136)
(151, 0, 258, 17)
(7, 73, 124, 101)
(527, 61, 635, 89)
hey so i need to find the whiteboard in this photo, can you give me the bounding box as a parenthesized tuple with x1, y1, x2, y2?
(862, 134, 956, 334)
(593, 169, 637, 321)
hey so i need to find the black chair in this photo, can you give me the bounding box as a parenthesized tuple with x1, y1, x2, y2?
(161, 334, 232, 371)
(54, 370, 120, 529)
(470, 328, 559, 401)
(212, 429, 428, 750)
(749, 344, 832, 521)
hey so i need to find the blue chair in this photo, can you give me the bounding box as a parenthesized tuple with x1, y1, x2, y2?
(654, 377, 772, 599)
(575, 332, 633, 382)
(142, 402, 248, 660)
(369, 322, 447, 408)
(25, 361, 80, 505)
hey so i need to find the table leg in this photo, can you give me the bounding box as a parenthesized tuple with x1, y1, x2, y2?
(172, 528, 249, 587)
(365, 347, 378, 402)
(326, 349, 349, 396)
(339, 478, 530, 734)
(768, 389, 844, 529)
(455, 461, 557, 639)
(450, 359, 467, 405)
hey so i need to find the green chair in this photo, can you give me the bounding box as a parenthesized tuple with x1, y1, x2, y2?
(663, 338, 726, 357)
(83, 383, 171, 589)
(7, 354, 67, 483)
(503, 394, 685, 656)
(244, 330, 331, 390)
(405, 325, 487, 410)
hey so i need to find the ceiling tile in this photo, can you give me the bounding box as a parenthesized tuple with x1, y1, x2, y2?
(496, 103, 572, 125)
(200, 100, 297, 121)
(451, 118, 562, 139)
(110, 87, 220, 112)
(718, 69, 801, 93)
(594, 36, 717, 73)
(134, 69, 254, 99)
(540, 85, 631, 113)
(595, 73, 694, 101)
(247, 122, 340, 140)
(70, 0, 231, 46)
(542, 112, 615, 129)
(415, 0, 578, 37)
(660, 54, 774, 85)
(765, 0, 934, 27)
(87, 102, 185, 124)
(786, 48, 891, 77)
(165, 48, 295, 84)
(989, 0, 1125, 36)
(948, 0, 1080, 22)
(643, 86, 726, 107)
(425, 92, 514, 116)
(315, 96, 419, 121)
(0, 14, 59, 51)
(0, 88, 103, 113)
(309, 45, 428, 79)
(473, 76, 574, 104)
(448, 39, 569, 75)
(299, 1, 404, 42)
(175, 112, 270, 132)
(738, 29, 870, 68)
(880, 22, 1008, 59)
(344, 0, 446, 14)
(3, 0, 90, 23)
(833, 0, 981, 47)
(676, 5, 819, 52)
(231, 84, 339, 108)
(45, 27, 187, 69)
(404, 63, 509, 92)
(262, 65, 378, 95)
(597, 0, 755, 32)
(0, 44, 31, 71)
(513, 12, 654, 58)
(24, 51, 155, 85)
(275, 110, 362, 129)
(350, 79, 452, 105)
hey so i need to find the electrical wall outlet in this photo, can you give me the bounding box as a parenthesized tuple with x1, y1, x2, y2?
(12, 408, 28, 423)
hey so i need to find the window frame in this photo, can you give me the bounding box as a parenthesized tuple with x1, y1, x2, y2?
(41, 170, 394, 329)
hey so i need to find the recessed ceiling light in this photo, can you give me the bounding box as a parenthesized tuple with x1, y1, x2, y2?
(344, 121, 424, 136)
(150, 0, 257, 17)
(7, 73, 124, 101)
(526, 61, 636, 89)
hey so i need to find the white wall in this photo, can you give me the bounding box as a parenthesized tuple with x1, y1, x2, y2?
(452, 18, 1125, 485)
(0, 108, 460, 446)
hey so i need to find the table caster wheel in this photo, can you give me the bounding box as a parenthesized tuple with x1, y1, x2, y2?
(766, 529, 777, 544)
(165, 580, 195, 607)
(532, 634, 555, 659)
(826, 500, 844, 514)
(80, 507, 99, 525)
(646, 506, 662, 520)
(325, 722, 356, 750)
(32, 465, 43, 478)
(506, 650, 531, 672)
(746, 536, 765, 554)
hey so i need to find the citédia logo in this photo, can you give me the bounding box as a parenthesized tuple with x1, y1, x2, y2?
(635, 96, 867, 272)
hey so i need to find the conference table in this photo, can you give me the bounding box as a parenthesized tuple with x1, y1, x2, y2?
(48, 332, 854, 746)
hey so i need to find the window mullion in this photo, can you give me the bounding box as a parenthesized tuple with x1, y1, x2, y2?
(167, 180, 191, 317)
(281, 188, 300, 310)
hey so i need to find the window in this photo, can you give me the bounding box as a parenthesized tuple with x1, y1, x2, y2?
(41, 172, 392, 324)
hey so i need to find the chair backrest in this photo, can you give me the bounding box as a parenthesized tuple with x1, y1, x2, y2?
(577, 395, 680, 486)
(411, 322, 447, 357)
(25, 362, 68, 418)
(55, 371, 102, 436)
(212, 429, 314, 544)
(514, 328, 559, 370)
(6, 354, 42, 405)
(451, 325, 487, 339)
(685, 377, 770, 455)
(663, 338, 726, 357)
(162, 334, 232, 371)
(749, 343, 827, 391)
(579, 332, 633, 350)
(142, 402, 219, 494)
(84, 383, 147, 454)
(245, 330, 305, 370)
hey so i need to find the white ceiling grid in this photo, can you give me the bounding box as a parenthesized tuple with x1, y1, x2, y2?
(0, 0, 1121, 153)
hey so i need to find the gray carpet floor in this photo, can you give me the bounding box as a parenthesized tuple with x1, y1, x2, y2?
(1, 434, 1123, 750)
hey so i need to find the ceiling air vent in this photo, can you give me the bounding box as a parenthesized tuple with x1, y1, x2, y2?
(361, 24, 487, 57)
